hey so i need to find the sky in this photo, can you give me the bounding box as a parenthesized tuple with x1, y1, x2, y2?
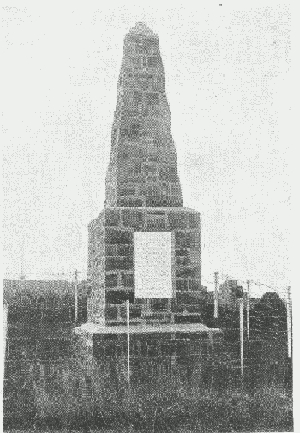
(2, 1, 291, 298)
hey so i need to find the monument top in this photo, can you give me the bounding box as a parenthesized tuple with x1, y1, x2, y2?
(127, 22, 157, 38)
(105, 23, 183, 208)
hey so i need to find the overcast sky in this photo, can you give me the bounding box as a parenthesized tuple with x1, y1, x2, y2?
(2, 1, 291, 297)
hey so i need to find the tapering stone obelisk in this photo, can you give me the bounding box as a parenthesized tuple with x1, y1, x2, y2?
(87, 23, 202, 325)
(105, 22, 183, 208)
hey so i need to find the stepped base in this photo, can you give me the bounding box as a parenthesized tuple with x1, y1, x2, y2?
(74, 322, 222, 382)
(75, 321, 220, 336)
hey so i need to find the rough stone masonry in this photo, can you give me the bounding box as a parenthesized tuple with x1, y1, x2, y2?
(87, 22, 202, 325)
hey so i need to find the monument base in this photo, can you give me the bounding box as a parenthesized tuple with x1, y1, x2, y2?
(74, 321, 222, 362)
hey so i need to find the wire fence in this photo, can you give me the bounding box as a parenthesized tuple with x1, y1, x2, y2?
(2, 274, 293, 431)
(3, 309, 293, 431)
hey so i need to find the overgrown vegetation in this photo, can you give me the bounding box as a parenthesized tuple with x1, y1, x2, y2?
(4, 347, 293, 432)
(3, 289, 293, 432)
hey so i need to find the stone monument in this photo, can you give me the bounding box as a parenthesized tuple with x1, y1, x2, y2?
(86, 22, 203, 326)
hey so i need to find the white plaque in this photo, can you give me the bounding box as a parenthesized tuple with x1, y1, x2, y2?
(134, 232, 174, 299)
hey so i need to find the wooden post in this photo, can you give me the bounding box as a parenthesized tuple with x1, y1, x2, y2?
(287, 286, 292, 358)
(126, 300, 130, 386)
(246, 280, 250, 340)
(214, 272, 219, 319)
(74, 270, 78, 323)
(238, 298, 244, 377)
(3, 301, 8, 383)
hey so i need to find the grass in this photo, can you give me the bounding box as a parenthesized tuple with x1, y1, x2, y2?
(4, 317, 293, 432)
(4, 384, 293, 432)
(5, 355, 292, 432)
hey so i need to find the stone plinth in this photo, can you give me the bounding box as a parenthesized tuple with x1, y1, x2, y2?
(87, 207, 201, 325)
(75, 322, 222, 384)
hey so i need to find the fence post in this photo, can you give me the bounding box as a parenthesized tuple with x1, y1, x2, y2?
(74, 270, 78, 323)
(238, 298, 244, 377)
(247, 280, 250, 340)
(126, 300, 130, 387)
(287, 286, 292, 358)
(214, 272, 219, 319)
